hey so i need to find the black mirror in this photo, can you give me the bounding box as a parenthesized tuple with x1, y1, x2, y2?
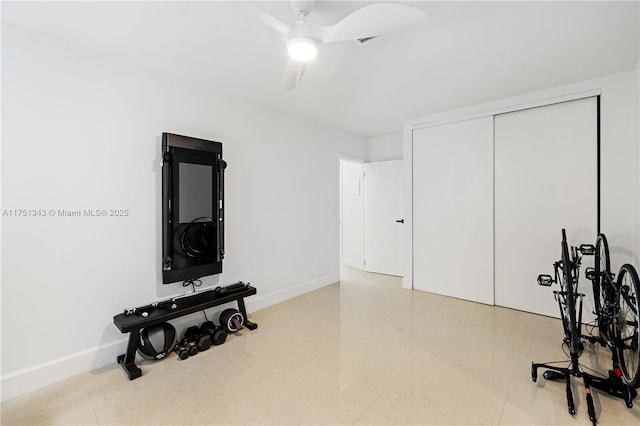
(162, 133, 225, 284)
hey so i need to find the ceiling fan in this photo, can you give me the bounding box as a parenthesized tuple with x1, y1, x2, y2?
(239, 0, 427, 90)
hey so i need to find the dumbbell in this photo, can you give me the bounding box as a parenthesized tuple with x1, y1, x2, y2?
(185, 325, 212, 352)
(200, 321, 228, 346)
(174, 338, 198, 360)
(219, 308, 244, 333)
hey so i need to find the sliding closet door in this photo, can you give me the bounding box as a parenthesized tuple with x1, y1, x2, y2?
(494, 97, 597, 318)
(413, 117, 494, 304)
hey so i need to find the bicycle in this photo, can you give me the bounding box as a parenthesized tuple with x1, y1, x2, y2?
(531, 229, 639, 425)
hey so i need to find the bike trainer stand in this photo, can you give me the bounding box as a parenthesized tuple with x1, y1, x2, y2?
(532, 352, 637, 425)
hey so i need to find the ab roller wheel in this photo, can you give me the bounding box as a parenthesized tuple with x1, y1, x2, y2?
(220, 308, 244, 332)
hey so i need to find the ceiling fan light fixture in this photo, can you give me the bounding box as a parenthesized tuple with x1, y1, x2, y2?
(287, 37, 317, 62)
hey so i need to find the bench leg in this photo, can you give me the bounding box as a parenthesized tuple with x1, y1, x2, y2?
(117, 329, 142, 380)
(237, 298, 258, 330)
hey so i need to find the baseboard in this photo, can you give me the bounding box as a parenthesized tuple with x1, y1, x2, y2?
(0, 273, 338, 402)
(402, 277, 413, 289)
(244, 273, 339, 314)
(1, 338, 127, 402)
(341, 258, 364, 269)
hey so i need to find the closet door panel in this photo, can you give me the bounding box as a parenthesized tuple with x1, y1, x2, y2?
(413, 117, 494, 305)
(494, 97, 597, 318)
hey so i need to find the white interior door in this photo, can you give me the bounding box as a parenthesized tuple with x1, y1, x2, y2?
(364, 160, 403, 276)
(413, 117, 494, 305)
(494, 97, 597, 318)
(340, 159, 364, 268)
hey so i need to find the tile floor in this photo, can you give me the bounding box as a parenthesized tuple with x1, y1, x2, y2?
(2, 267, 640, 425)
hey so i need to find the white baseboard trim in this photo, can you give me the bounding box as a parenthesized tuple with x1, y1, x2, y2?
(0, 273, 339, 402)
(245, 273, 339, 314)
(341, 258, 364, 269)
(402, 277, 413, 290)
(1, 338, 127, 402)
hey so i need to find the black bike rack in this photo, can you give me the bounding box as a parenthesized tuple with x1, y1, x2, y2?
(532, 355, 637, 423)
(532, 230, 637, 425)
(113, 284, 257, 380)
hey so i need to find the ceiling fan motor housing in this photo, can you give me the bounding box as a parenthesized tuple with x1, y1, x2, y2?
(290, 0, 316, 17)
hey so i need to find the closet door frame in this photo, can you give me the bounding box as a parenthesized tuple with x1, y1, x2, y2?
(403, 89, 601, 296)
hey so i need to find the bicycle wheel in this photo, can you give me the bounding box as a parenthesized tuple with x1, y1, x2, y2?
(561, 229, 580, 356)
(594, 233, 611, 314)
(615, 264, 640, 388)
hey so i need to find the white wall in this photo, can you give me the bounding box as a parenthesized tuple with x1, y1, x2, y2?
(367, 133, 403, 161)
(403, 68, 640, 290)
(0, 21, 367, 400)
(637, 60, 640, 255)
(597, 69, 639, 269)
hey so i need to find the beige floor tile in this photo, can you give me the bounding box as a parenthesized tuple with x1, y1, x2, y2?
(1, 372, 99, 425)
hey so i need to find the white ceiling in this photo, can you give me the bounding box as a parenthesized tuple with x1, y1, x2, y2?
(2, 1, 639, 137)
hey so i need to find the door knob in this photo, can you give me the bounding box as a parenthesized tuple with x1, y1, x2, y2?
(395, 219, 404, 223)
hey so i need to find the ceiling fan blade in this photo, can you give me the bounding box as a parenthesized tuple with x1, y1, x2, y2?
(283, 59, 306, 91)
(321, 3, 426, 43)
(237, 0, 291, 35)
